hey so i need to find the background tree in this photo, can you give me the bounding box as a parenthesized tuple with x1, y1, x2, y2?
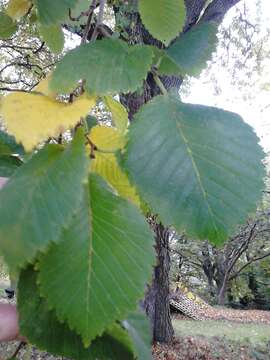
(171, 189, 270, 307)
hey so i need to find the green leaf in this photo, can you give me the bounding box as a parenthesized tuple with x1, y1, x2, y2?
(123, 310, 153, 360)
(124, 95, 265, 244)
(50, 39, 153, 95)
(18, 266, 135, 360)
(85, 115, 98, 131)
(0, 129, 89, 272)
(0, 12, 17, 39)
(0, 155, 22, 177)
(158, 54, 182, 76)
(150, 47, 181, 76)
(6, 0, 31, 20)
(38, 24, 65, 54)
(35, 0, 78, 25)
(0, 130, 24, 156)
(38, 174, 155, 346)
(138, 0, 186, 46)
(65, 0, 90, 26)
(89, 125, 141, 207)
(166, 22, 218, 77)
(103, 96, 129, 133)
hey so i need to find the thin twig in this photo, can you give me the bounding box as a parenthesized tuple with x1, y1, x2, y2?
(0, 87, 31, 93)
(97, 24, 112, 38)
(69, 8, 89, 22)
(153, 73, 167, 95)
(10, 341, 26, 358)
(86, 136, 98, 158)
(229, 251, 270, 281)
(81, 0, 98, 44)
(91, 0, 106, 41)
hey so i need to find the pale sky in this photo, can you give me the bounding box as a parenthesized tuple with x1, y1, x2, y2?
(183, 0, 270, 153)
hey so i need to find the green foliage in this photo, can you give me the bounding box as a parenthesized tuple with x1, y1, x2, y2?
(85, 115, 98, 131)
(38, 175, 154, 346)
(0, 12, 17, 39)
(50, 39, 153, 95)
(0, 129, 89, 273)
(65, 0, 91, 26)
(124, 94, 265, 244)
(103, 96, 129, 133)
(18, 266, 135, 360)
(138, 0, 186, 46)
(157, 54, 182, 76)
(35, 0, 78, 25)
(38, 24, 65, 54)
(166, 22, 218, 76)
(0, 154, 22, 176)
(0, 130, 24, 156)
(123, 310, 152, 360)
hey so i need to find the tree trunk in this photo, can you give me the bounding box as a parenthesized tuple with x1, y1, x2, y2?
(143, 221, 174, 342)
(113, 0, 242, 343)
(113, 4, 178, 344)
(201, 242, 216, 298)
(217, 275, 228, 305)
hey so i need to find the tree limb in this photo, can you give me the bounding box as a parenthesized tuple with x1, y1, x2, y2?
(201, 0, 242, 24)
(229, 251, 270, 281)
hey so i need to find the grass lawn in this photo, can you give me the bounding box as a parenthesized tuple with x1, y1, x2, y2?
(173, 319, 270, 345)
(152, 319, 270, 359)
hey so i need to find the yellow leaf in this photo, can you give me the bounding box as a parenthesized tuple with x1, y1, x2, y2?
(90, 125, 125, 151)
(90, 126, 140, 206)
(0, 93, 96, 151)
(103, 96, 128, 133)
(187, 292, 195, 301)
(92, 152, 140, 206)
(6, 0, 31, 20)
(34, 75, 56, 98)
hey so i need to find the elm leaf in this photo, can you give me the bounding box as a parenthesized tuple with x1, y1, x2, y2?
(124, 94, 265, 244)
(18, 266, 135, 360)
(0, 129, 89, 272)
(38, 175, 155, 345)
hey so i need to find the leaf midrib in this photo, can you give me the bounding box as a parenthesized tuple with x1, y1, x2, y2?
(86, 188, 93, 344)
(175, 118, 219, 237)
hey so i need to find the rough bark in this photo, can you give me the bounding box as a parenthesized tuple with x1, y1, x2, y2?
(201, 242, 216, 298)
(217, 273, 229, 305)
(143, 221, 174, 343)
